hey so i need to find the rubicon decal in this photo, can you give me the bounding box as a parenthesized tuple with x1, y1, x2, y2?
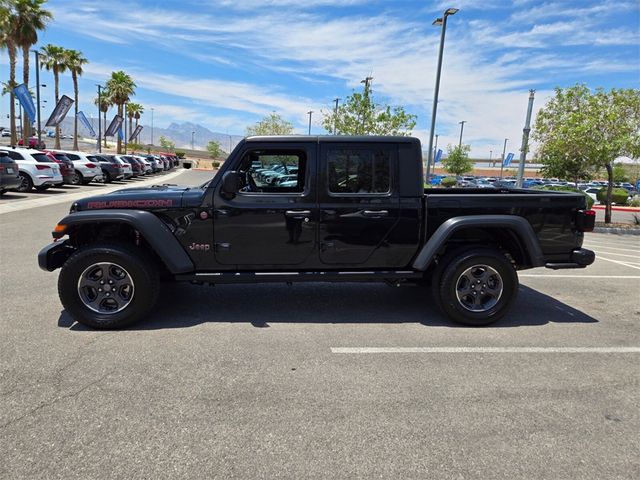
(87, 199, 174, 209)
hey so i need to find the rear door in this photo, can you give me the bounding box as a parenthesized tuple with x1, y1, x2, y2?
(318, 142, 400, 267)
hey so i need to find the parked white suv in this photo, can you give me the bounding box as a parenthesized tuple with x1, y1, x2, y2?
(0, 146, 63, 192)
(133, 155, 153, 174)
(52, 149, 103, 185)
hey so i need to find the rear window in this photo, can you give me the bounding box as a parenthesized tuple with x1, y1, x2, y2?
(54, 154, 71, 161)
(0, 153, 15, 164)
(31, 153, 53, 163)
(2, 150, 24, 160)
(66, 153, 80, 160)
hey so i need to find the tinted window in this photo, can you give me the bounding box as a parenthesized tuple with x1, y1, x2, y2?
(2, 150, 24, 160)
(66, 153, 79, 160)
(53, 154, 71, 161)
(239, 149, 306, 194)
(327, 147, 391, 194)
(31, 153, 53, 163)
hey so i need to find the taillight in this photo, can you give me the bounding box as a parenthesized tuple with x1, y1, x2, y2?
(35, 164, 51, 170)
(86, 163, 96, 168)
(577, 209, 596, 232)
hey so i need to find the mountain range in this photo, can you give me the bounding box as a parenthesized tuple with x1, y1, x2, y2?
(51, 117, 244, 153)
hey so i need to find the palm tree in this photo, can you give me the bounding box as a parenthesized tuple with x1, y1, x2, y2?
(126, 102, 142, 142)
(105, 71, 136, 154)
(12, 0, 52, 141)
(94, 89, 112, 148)
(39, 43, 68, 149)
(1, 1, 19, 145)
(134, 103, 144, 143)
(65, 49, 88, 150)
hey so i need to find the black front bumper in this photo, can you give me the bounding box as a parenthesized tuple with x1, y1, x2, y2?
(545, 248, 596, 270)
(38, 241, 75, 271)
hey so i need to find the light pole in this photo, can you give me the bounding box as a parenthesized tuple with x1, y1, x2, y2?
(333, 98, 339, 134)
(433, 133, 439, 161)
(425, 7, 459, 180)
(123, 103, 128, 154)
(458, 120, 466, 148)
(360, 76, 373, 134)
(516, 90, 536, 188)
(191, 131, 195, 150)
(150, 107, 154, 146)
(307, 110, 313, 135)
(33, 50, 42, 144)
(96, 84, 103, 152)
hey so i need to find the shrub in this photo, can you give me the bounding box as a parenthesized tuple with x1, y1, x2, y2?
(596, 187, 629, 205)
(533, 184, 594, 208)
(441, 177, 457, 188)
(175, 150, 186, 159)
(628, 196, 640, 207)
(212, 161, 221, 168)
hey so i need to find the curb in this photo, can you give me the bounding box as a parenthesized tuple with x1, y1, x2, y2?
(0, 169, 186, 215)
(592, 205, 640, 212)
(592, 227, 640, 236)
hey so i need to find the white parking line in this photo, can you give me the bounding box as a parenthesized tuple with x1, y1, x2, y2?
(586, 239, 640, 248)
(331, 347, 640, 354)
(584, 244, 640, 253)
(519, 274, 640, 279)
(592, 251, 640, 261)
(596, 256, 640, 271)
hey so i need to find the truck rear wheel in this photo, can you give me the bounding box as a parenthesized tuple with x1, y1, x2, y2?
(432, 247, 518, 326)
(58, 243, 159, 329)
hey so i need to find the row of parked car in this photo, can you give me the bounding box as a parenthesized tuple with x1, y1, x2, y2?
(0, 146, 180, 195)
(430, 174, 639, 197)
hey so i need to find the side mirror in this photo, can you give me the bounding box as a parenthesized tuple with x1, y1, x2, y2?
(221, 171, 239, 197)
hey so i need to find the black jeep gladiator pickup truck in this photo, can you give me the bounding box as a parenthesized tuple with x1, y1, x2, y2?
(39, 136, 595, 329)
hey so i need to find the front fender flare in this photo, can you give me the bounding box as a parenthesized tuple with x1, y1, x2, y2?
(412, 215, 545, 271)
(54, 209, 194, 274)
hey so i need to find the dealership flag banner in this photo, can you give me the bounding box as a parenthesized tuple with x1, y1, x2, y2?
(503, 152, 514, 167)
(45, 95, 74, 127)
(77, 111, 96, 137)
(118, 127, 124, 140)
(105, 115, 124, 137)
(129, 125, 143, 143)
(434, 149, 443, 163)
(13, 83, 37, 122)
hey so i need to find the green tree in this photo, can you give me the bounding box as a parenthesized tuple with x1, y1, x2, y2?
(613, 164, 629, 183)
(322, 81, 416, 135)
(12, 0, 52, 141)
(126, 102, 143, 143)
(246, 113, 294, 136)
(40, 43, 68, 149)
(158, 135, 175, 150)
(207, 140, 222, 159)
(94, 88, 112, 148)
(105, 71, 136, 153)
(533, 85, 640, 223)
(1, 1, 19, 145)
(65, 48, 87, 150)
(442, 144, 473, 176)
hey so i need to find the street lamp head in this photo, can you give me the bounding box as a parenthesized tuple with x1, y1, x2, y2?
(432, 17, 443, 26)
(444, 8, 459, 16)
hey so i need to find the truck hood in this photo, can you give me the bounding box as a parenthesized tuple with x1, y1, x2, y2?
(74, 184, 204, 211)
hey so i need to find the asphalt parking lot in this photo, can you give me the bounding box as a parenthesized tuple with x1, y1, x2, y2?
(1, 169, 639, 479)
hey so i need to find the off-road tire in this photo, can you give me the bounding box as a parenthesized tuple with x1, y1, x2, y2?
(432, 247, 518, 326)
(58, 243, 160, 329)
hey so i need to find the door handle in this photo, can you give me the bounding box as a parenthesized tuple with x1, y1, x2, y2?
(214, 209, 231, 217)
(285, 210, 311, 219)
(362, 210, 389, 217)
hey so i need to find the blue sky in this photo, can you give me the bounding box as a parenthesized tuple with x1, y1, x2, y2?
(2, 0, 639, 155)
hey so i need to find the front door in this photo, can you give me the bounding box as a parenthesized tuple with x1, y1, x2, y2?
(318, 143, 400, 267)
(213, 142, 317, 267)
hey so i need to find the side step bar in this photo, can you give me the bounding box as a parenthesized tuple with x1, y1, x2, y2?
(176, 270, 424, 284)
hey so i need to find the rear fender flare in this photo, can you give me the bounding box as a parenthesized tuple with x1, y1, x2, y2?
(412, 215, 545, 271)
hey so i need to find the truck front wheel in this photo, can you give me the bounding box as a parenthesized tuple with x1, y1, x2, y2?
(58, 244, 159, 329)
(433, 247, 518, 326)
